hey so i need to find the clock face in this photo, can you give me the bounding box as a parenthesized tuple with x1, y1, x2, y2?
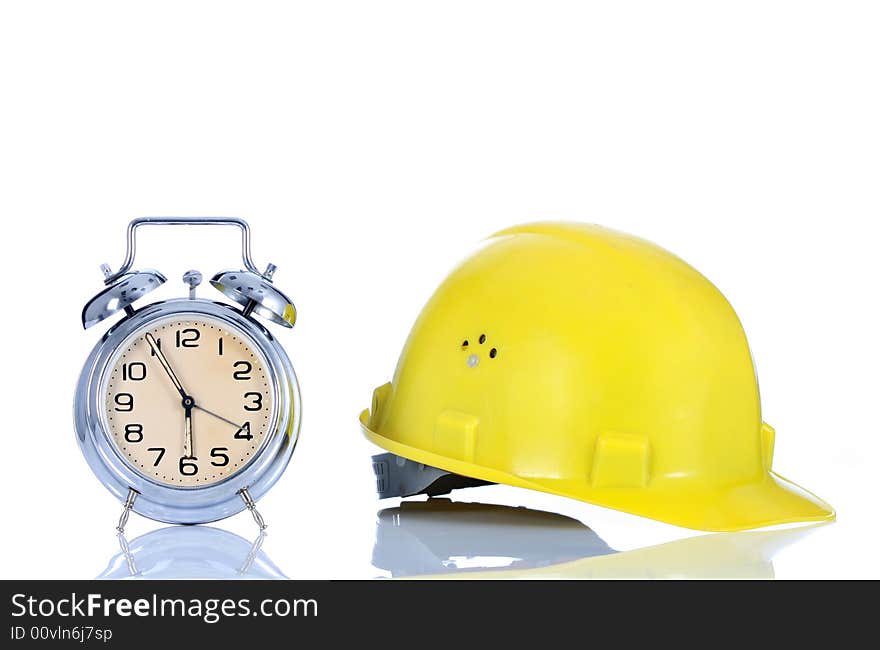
(101, 314, 277, 487)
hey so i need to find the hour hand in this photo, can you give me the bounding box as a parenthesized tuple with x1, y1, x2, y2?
(145, 332, 188, 401)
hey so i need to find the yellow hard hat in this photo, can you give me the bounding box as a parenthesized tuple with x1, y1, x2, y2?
(361, 223, 835, 532)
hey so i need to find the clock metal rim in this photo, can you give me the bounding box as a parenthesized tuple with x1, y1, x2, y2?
(74, 298, 301, 525)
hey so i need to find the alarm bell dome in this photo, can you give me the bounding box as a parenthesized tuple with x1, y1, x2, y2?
(210, 269, 296, 328)
(81, 269, 166, 329)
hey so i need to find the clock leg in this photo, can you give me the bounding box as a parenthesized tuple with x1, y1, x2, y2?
(116, 487, 139, 534)
(239, 487, 267, 531)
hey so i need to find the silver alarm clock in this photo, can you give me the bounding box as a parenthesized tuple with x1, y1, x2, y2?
(74, 217, 301, 531)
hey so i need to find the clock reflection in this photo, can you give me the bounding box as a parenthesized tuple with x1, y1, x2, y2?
(373, 499, 824, 579)
(98, 526, 287, 580)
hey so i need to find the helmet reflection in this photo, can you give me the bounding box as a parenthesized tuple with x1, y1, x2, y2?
(373, 499, 822, 579)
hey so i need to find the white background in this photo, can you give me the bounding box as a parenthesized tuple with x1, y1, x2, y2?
(0, 1, 877, 579)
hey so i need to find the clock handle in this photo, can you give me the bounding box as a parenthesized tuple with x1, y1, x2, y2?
(102, 217, 270, 284)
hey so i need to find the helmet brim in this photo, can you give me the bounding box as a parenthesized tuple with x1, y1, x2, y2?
(361, 410, 835, 533)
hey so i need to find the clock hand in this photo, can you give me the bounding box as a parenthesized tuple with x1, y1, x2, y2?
(183, 402, 194, 459)
(144, 332, 188, 401)
(193, 404, 243, 429)
(144, 333, 197, 457)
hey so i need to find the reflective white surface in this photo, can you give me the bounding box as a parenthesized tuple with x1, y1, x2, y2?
(98, 526, 286, 580)
(372, 500, 822, 580)
(90, 498, 824, 580)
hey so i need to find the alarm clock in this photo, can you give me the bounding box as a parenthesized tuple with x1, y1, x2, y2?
(74, 217, 301, 531)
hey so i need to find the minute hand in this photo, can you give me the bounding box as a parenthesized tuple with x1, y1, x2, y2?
(145, 332, 188, 400)
(193, 404, 243, 429)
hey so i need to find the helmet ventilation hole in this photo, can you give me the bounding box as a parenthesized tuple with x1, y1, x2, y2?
(490, 348, 497, 358)
(479, 334, 487, 344)
(461, 340, 469, 349)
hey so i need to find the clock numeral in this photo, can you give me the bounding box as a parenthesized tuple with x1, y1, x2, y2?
(175, 328, 200, 348)
(147, 447, 165, 466)
(234, 422, 253, 441)
(124, 423, 144, 443)
(210, 447, 230, 466)
(179, 457, 198, 476)
(218, 337, 224, 356)
(149, 338, 162, 355)
(232, 361, 252, 381)
(114, 393, 134, 412)
(122, 362, 147, 381)
(243, 392, 263, 411)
